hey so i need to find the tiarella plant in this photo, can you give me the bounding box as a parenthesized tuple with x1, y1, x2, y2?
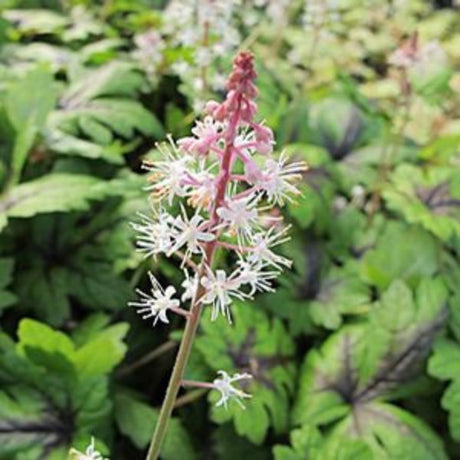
(130, 51, 306, 459)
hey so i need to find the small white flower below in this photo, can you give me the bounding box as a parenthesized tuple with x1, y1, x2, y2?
(201, 269, 249, 322)
(234, 259, 279, 296)
(248, 226, 292, 270)
(213, 370, 252, 409)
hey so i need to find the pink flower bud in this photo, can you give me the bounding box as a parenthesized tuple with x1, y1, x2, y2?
(205, 100, 220, 116)
(254, 124, 274, 155)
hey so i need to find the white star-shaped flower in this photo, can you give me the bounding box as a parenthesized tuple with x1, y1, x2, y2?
(234, 259, 279, 296)
(257, 152, 307, 205)
(131, 209, 175, 258)
(168, 205, 215, 261)
(145, 138, 194, 205)
(201, 269, 249, 322)
(217, 195, 260, 244)
(181, 269, 199, 302)
(213, 371, 252, 409)
(247, 226, 292, 270)
(129, 273, 181, 326)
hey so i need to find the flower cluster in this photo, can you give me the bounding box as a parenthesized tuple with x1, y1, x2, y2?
(131, 52, 305, 414)
(132, 1, 296, 108)
(131, 51, 305, 329)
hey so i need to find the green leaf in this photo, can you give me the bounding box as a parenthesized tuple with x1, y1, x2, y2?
(361, 221, 439, 290)
(195, 301, 296, 444)
(0, 258, 16, 312)
(0, 386, 63, 457)
(429, 339, 460, 441)
(3, 66, 58, 183)
(17, 266, 70, 326)
(114, 391, 156, 449)
(0, 174, 111, 231)
(73, 323, 129, 377)
(5, 67, 57, 132)
(0, 319, 126, 458)
(3, 9, 68, 35)
(213, 424, 271, 460)
(62, 62, 145, 104)
(309, 266, 370, 330)
(321, 403, 446, 460)
(383, 164, 460, 241)
(273, 425, 324, 460)
(294, 278, 447, 458)
(14, 211, 132, 325)
(47, 62, 163, 161)
(114, 391, 196, 458)
(17, 319, 75, 359)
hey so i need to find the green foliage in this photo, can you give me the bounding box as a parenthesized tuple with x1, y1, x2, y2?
(429, 340, 460, 441)
(289, 278, 448, 459)
(384, 165, 460, 241)
(13, 208, 133, 325)
(195, 302, 296, 444)
(0, 174, 112, 231)
(0, 258, 16, 312)
(115, 390, 196, 458)
(361, 221, 440, 290)
(48, 62, 164, 162)
(0, 317, 128, 458)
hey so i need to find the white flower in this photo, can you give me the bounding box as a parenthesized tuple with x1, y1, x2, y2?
(168, 205, 215, 260)
(257, 152, 307, 205)
(247, 226, 292, 269)
(201, 269, 249, 322)
(69, 437, 107, 460)
(129, 273, 181, 326)
(187, 170, 218, 209)
(234, 259, 279, 296)
(181, 270, 199, 302)
(145, 138, 194, 204)
(213, 371, 252, 409)
(217, 195, 260, 243)
(131, 210, 175, 258)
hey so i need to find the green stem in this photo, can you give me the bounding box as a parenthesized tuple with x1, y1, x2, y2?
(145, 277, 207, 460)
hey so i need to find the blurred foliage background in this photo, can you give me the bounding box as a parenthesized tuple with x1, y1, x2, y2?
(0, 0, 460, 459)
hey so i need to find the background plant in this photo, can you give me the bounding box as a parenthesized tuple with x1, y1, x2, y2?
(0, 0, 459, 459)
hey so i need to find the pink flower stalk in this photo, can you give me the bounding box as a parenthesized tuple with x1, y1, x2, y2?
(135, 51, 306, 460)
(135, 51, 306, 322)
